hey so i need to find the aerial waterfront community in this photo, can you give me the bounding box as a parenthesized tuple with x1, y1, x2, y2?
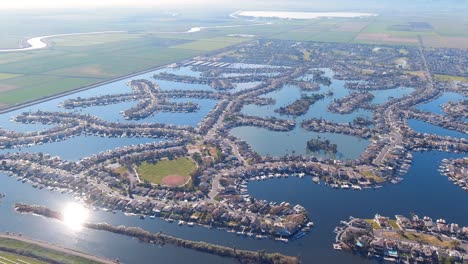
(335, 214, 468, 263)
(0, 6, 467, 264)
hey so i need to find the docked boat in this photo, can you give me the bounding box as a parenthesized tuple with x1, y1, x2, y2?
(275, 237, 289, 243)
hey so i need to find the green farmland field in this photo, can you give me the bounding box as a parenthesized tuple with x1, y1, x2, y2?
(0, 33, 207, 106)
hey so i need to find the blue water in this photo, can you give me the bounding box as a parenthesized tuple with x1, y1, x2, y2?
(0, 135, 161, 161)
(417, 92, 464, 115)
(409, 119, 467, 139)
(232, 76, 375, 160)
(248, 151, 468, 264)
(231, 126, 369, 159)
(1, 151, 465, 264)
(370, 87, 415, 105)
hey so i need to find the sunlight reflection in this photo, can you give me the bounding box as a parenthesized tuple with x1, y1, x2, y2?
(63, 202, 89, 231)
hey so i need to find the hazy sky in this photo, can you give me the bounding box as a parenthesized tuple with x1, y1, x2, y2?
(2, 0, 467, 10)
(0, 0, 217, 9)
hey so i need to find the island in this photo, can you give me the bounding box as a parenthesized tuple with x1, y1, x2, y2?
(275, 94, 325, 116)
(306, 137, 338, 154)
(328, 92, 375, 114)
(15, 203, 300, 264)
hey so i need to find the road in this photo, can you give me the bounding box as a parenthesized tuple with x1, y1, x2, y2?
(372, 35, 436, 166)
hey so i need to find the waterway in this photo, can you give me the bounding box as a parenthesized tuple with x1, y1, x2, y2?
(231, 70, 415, 160)
(0, 64, 466, 264)
(408, 119, 467, 139)
(417, 92, 464, 115)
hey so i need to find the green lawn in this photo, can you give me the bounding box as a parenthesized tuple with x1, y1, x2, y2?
(361, 170, 385, 183)
(365, 219, 382, 229)
(0, 237, 104, 264)
(388, 219, 400, 230)
(137, 157, 197, 185)
(382, 231, 458, 249)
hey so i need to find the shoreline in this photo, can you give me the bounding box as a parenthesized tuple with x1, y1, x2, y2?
(0, 233, 116, 264)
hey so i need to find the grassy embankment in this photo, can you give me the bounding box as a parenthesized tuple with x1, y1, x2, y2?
(0, 237, 105, 264)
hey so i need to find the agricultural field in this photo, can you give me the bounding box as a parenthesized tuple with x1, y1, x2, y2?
(137, 157, 197, 187)
(171, 36, 247, 51)
(0, 33, 210, 107)
(0, 10, 260, 108)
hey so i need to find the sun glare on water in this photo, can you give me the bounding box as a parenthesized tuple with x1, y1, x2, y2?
(63, 203, 89, 231)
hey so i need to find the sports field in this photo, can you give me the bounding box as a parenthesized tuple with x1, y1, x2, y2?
(137, 157, 197, 187)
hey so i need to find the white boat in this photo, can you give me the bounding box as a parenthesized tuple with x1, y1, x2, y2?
(275, 237, 289, 243)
